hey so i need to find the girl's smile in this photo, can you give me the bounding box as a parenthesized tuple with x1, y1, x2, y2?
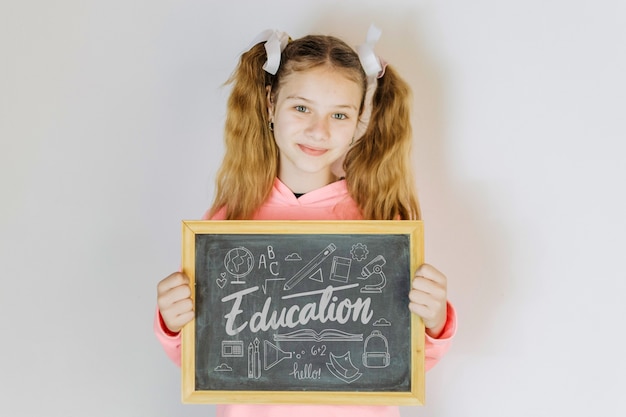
(268, 66, 362, 194)
(298, 144, 329, 156)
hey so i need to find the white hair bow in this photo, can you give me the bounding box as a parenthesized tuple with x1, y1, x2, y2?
(247, 29, 290, 75)
(357, 25, 385, 79)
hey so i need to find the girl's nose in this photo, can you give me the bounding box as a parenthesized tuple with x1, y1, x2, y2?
(305, 115, 330, 141)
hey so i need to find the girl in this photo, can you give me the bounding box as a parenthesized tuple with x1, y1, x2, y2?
(155, 27, 456, 417)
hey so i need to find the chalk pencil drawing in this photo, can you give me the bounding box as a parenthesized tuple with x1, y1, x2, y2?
(283, 243, 336, 291)
(247, 338, 262, 379)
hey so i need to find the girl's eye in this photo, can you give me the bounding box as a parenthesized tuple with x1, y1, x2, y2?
(295, 105, 307, 112)
(332, 113, 347, 120)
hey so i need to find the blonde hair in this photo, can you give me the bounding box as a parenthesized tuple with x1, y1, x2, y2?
(209, 34, 420, 220)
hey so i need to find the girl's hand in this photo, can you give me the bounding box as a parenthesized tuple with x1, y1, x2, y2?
(157, 272, 194, 333)
(409, 263, 448, 338)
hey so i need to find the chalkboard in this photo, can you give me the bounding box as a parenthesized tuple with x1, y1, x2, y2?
(181, 220, 424, 405)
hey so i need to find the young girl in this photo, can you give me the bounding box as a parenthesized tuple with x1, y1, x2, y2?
(155, 27, 456, 417)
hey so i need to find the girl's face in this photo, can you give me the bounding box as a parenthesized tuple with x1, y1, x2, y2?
(268, 66, 362, 194)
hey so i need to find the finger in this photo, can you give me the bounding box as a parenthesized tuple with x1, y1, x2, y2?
(165, 297, 194, 317)
(157, 283, 192, 310)
(161, 298, 195, 331)
(412, 276, 442, 294)
(163, 310, 195, 333)
(414, 263, 447, 285)
(157, 272, 189, 295)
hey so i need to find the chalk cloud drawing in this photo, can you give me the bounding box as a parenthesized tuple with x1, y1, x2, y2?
(358, 255, 387, 293)
(224, 246, 254, 284)
(214, 363, 233, 372)
(362, 330, 390, 368)
(373, 318, 392, 327)
(285, 253, 302, 261)
(326, 351, 363, 383)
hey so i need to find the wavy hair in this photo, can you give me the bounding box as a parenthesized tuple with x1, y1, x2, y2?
(209, 34, 420, 220)
(344, 65, 420, 220)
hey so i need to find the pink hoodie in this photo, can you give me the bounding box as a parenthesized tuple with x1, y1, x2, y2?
(155, 178, 457, 417)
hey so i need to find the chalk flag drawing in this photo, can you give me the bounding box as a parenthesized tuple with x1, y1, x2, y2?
(326, 351, 363, 383)
(358, 255, 387, 293)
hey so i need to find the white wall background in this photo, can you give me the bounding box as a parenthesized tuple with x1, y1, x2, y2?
(1, 1, 625, 416)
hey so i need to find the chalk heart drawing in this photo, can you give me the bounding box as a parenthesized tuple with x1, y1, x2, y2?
(216, 275, 227, 288)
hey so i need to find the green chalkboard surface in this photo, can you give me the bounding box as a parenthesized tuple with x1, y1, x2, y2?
(181, 221, 424, 405)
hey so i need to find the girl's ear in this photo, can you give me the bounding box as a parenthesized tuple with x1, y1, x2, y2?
(266, 85, 274, 120)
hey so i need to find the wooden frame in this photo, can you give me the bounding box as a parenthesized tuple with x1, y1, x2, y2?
(181, 220, 424, 405)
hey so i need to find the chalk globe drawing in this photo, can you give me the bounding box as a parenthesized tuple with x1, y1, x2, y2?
(224, 246, 254, 279)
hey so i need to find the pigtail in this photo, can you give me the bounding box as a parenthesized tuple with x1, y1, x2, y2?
(344, 66, 421, 220)
(209, 43, 277, 219)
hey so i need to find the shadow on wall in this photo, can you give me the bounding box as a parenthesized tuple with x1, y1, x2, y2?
(310, 8, 514, 358)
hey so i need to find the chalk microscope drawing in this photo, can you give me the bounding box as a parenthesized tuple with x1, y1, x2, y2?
(208, 238, 401, 387)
